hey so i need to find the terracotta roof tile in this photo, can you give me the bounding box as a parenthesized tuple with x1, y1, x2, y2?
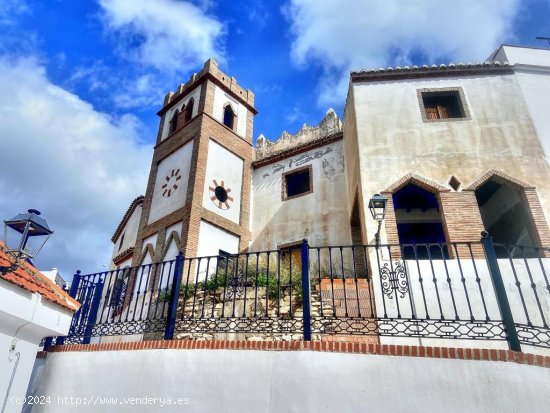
(0, 242, 80, 312)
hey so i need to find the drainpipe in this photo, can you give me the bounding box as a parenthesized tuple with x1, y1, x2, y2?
(1, 293, 40, 413)
(2, 338, 21, 413)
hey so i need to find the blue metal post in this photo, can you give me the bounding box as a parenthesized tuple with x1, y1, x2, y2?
(165, 253, 184, 340)
(82, 280, 105, 344)
(43, 337, 53, 351)
(56, 270, 82, 346)
(480, 232, 522, 352)
(301, 239, 312, 341)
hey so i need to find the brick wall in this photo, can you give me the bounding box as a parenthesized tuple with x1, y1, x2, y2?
(380, 192, 401, 258)
(522, 188, 550, 252)
(439, 191, 485, 258)
(46, 340, 550, 368)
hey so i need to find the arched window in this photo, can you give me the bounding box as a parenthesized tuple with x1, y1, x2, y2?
(474, 178, 538, 255)
(168, 109, 179, 134)
(106, 266, 130, 317)
(393, 183, 447, 258)
(184, 98, 194, 123)
(223, 104, 236, 130)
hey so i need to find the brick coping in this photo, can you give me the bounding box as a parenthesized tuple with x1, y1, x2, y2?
(40, 341, 550, 368)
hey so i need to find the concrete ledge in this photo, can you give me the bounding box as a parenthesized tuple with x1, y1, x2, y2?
(48, 340, 550, 368)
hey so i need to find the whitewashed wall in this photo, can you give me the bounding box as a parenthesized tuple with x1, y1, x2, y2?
(212, 85, 247, 138)
(202, 139, 244, 224)
(0, 280, 74, 413)
(369, 251, 550, 355)
(251, 140, 351, 250)
(34, 348, 550, 413)
(491, 46, 550, 164)
(160, 85, 201, 141)
(110, 204, 142, 266)
(193, 220, 240, 282)
(197, 220, 239, 258)
(147, 140, 194, 225)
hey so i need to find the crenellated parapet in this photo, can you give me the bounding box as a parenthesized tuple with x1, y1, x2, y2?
(255, 108, 342, 162)
(160, 58, 255, 114)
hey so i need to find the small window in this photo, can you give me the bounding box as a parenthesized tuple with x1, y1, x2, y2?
(184, 98, 194, 123)
(448, 175, 462, 191)
(223, 104, 236, 130)
(168, 109, 179, 134)
(282, 166, 313, 200)
(118, 232, 125, 251)
(418, 88, 469, 122)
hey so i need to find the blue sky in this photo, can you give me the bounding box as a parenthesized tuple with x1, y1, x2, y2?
(0, 0, 549, 277)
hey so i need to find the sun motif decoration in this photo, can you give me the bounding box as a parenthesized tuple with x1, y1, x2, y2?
(161, 168, 181, 198)
(209, 179, 233, 210)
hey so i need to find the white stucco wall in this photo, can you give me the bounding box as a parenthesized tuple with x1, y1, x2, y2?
(0, 280, 74, 413)
(159, 239, 179, 290)
(196, 220, 239, 259)
(160, 85, 201, 141)
(493, 45, 550, 67)
(111, 204, 142, 263)
(34, 348, 550, 413)
(514, 69, 550, 162)
(195, 220, 239, 281)
(251, 140, 351, 250)
(489, 46, 550, 163)
(202, 139, 244, 224)
(141, 234, 158, 256)
(147, 140, 194, 225)
(212, 85, 247, 138)
(371, 253, 550, 355)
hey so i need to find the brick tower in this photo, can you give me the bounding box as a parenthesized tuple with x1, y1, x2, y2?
(131, 59, 256, 267)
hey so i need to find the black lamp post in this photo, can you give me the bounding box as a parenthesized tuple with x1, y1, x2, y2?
(1, 209, 53, 275)
(368, 194, 388, 246)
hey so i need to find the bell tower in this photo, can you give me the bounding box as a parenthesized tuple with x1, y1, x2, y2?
(132, 59, 256, 266)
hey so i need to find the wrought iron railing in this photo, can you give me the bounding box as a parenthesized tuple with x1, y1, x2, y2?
(49, 235, 550, 352)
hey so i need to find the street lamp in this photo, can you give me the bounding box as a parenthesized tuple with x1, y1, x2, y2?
(368, 194, 388, 246)
(1, 209, 53, 275)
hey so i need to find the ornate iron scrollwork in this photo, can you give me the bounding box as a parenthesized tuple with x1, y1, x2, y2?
(380, 261, 409, 299)
(225, 269, 246, 299)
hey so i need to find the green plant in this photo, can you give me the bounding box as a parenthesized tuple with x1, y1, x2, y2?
(180, 282, 196, 300)
(157, 288, 171, 303)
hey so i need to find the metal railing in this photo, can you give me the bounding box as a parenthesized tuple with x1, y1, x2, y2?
(51, 235, 550, 352)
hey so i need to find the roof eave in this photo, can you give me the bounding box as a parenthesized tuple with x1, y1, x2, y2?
(351, 63, 514, 83)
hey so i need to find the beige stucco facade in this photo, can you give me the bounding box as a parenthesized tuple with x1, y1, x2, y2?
(346, 64, 550, 245)
(108, 45, 550, 266)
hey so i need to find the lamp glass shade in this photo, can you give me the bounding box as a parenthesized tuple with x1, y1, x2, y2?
(368, 194, 388, 222)
(3, 209, 53, 259)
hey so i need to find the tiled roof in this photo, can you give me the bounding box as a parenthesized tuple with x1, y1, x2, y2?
(0, 242, 80, 312)
(112, 247, 135, 265)
(111, 195, 144, 243)
(351, 61, 514, 82)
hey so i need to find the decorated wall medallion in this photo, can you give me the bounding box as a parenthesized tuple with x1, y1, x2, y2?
(162, 168, 181, 198)
(209, 179, 233, 209)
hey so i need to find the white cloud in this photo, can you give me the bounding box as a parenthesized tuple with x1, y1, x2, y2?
(284, 0, 522, 106)
(98, 0, 225, 73)
(0, 56, 151, 277)
(0, 0, 28, 25)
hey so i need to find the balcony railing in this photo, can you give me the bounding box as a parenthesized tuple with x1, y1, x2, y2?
(50, 235, 550, 352)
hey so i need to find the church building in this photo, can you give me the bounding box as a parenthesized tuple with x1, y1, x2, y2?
(109, 44, 550, 272)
